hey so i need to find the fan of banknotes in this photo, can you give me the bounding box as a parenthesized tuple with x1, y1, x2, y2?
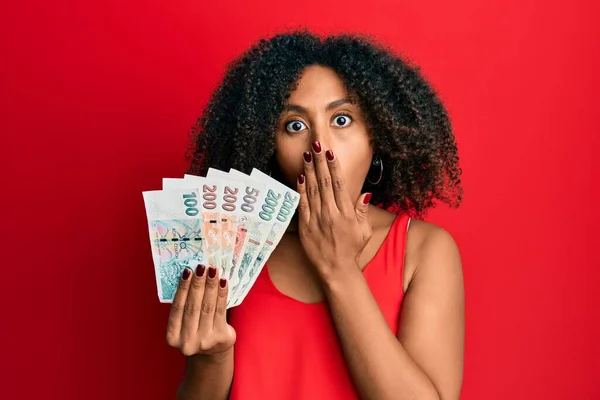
(142, 168, 300, 309)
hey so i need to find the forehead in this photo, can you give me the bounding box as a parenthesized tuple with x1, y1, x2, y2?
(287, 65, 350, 103)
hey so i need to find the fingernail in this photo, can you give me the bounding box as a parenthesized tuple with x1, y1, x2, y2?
(298, 174, 305, 184)
(182, 268, 191, 280)
(195, 264, 205, 277)
(326, 150, 334, 161)
(303, 151, 312, 163)
(208, 267, 217, 279)
(312, 141, 322, 153)
(220, 278, 227, 288)
(363, 193, 372, 205)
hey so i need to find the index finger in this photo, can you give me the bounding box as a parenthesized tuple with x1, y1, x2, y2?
(325, 149, 354, 214)
(166, 267, 193, 346)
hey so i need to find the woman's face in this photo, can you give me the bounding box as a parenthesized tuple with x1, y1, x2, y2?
(275, 65, 373, 204)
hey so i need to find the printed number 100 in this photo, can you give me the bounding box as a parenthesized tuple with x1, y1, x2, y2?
(182, 192, 200, 216)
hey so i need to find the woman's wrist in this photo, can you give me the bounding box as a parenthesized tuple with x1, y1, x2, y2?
(189, 348, 233, 365)
(321, 261, 363, 293)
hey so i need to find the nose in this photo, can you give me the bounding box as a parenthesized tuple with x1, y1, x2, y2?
(309, 122, 332, 152)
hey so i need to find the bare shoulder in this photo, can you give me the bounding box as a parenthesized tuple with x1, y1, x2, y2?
(403, 219, 462, 293)
(407, 219, 460, 253)
(398, 218, 465, 399)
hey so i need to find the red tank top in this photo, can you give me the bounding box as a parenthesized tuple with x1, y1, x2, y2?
(228, 213, 411, 399)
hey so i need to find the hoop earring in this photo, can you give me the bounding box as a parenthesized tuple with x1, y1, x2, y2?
(367, 153, 383, 185)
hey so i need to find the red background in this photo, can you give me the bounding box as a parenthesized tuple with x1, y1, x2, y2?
(1, 0, 598, 398)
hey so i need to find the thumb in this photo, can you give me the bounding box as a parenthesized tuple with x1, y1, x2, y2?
(355, 192, 372, 223)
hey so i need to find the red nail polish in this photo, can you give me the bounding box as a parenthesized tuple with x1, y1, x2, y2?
(303, 152, 312, 163)
(195, 264, 205, 277)
(208, 267, 217, 279)
(326, 150, 334, 161)
(363, 193, 372, 205)
(312, 141, 322, 153)
(298, 174, 305, 184)
(220, 278, 227, 288)
(182, 269, 191, 280)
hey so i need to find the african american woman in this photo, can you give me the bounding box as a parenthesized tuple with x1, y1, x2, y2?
(166, 31, 465, 400)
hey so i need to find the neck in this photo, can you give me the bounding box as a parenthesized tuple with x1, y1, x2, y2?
(284, 204, 389, 236)
(285, 217, 299, 234)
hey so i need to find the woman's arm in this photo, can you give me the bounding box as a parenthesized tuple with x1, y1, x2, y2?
(324, 225, 464, 400)
(177, 350, 234, 400)
(296, 144, 464, 399)
(165, 265, 237, 400)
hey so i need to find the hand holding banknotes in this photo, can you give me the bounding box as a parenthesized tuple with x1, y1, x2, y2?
(166, 264, 236, 356)
(142, 167, 299, 307)
(297, 141, 373, 282)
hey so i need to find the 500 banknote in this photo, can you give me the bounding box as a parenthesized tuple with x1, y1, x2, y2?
(232, 168, 300, 306)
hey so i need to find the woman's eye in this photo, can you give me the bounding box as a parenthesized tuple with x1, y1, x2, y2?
(285, 120, 307, 133)
(332, 114, 352, 127)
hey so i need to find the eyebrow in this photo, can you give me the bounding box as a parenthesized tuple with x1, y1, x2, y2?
(283, 98, 355, 114)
